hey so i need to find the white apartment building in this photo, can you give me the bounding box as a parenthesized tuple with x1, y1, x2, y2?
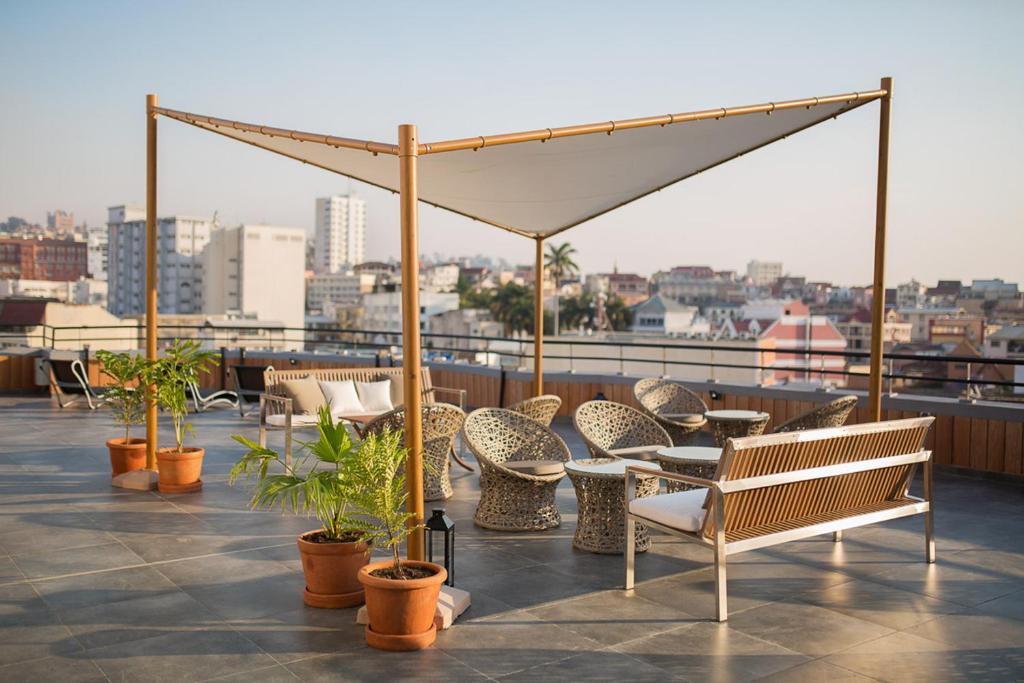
(746, 260, 783, 287)
(106, 206, 210, 317)
(896, 279, 927, 309)
(315, 194, 366, 273)
(420, 263, 460, 292)
(203, 224, 306, 333)
(362, 290, 459, 333)
(306, 271, 376, 311)
(0, 277, 107, 307)
(86, 224, 108, 279)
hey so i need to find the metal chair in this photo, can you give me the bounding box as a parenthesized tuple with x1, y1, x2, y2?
(463, 408, 570, 531)
(507, 394, 562, 427)
(46, 357, 105, 409)
(231, 364, 270, 417)
(573, 400, 672, 462)
(773, 395, 858, 433)
(364, 403, 466, 502)
(186, 381, 238, 413)
(633, 378, 708, 446)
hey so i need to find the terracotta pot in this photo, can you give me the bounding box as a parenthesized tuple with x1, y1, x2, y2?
(358, 560, 446, 651)
(106, 437, 147, 477)
(297, 530, 370, 608)
(155, 447, 204, 493)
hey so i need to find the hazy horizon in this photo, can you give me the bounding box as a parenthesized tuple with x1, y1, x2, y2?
(2, 1, 1021, 285)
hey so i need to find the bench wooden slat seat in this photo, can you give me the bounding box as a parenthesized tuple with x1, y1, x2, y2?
(625, 417, 936, 622)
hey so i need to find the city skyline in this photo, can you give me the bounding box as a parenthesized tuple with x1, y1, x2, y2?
(2, 2, 1022, 285)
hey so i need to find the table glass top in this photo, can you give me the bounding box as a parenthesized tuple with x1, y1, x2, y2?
(656, 446, 721, 462)
(704, 409, 767, 420)
(565, 458, 662, 476)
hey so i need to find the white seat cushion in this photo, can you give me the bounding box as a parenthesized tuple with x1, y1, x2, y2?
(607, 445, 661, 461)
(319, 380, 365, 414)
(355, 380, 394, 413)
(503, 460, 565, 476)
(266, 413, 321, 428)
(629, 489, 708, 532)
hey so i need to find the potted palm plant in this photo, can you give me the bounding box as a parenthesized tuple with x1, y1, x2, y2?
(352, 429, 446, 651)
(147, 339, 216, 493)
(96, 350, 147, 477)
(230, 406, 371, 608)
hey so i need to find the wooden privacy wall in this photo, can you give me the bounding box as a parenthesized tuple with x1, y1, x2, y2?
(15, 350, 1024, 479)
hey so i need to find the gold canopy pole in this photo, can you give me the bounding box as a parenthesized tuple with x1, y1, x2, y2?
(868, 77, 893, 422)
(534, 237, 545, 397)
(399, 124, 425, 561)
(145, 94, 159, 469)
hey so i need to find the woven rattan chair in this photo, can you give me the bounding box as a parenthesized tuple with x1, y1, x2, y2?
(573, 400, 672, 462)
(773, 395, 858, 434)
(463, 408, 570, 531)
(634, 378, 709, 446)
(364, 403, 466, 502)
(508, 394, 562, 427)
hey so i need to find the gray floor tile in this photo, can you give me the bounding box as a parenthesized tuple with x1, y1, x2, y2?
(755, 658, 874, 682)
(11, 541, 146, 580)
(0, 608, 81, 667)
(499, 649, 678, 681)
(231, 606, 365, 664)
(286, 648, 488, 682)
(725, 600, 894, 657)
(903, 609, 1024, 650)
(615, 621, 810, 681)
(32, 565, 180, 611)
(0, 654, 108, 682)
(796, 577, 964, 630)
(88, 628, 277, 682)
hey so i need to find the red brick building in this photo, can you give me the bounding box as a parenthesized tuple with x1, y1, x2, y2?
(0, 238, 88, 281)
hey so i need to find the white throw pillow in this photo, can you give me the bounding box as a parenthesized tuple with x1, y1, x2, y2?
(318, 380, 365, 415)
(356, 380, 394, 413)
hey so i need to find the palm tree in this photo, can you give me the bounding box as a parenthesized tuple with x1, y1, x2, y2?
(544, 242, 579, 334)
(604, 295, 634, 331)
(490, 282, 531, 336)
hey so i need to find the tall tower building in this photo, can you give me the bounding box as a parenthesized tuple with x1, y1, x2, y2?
(315, 194, 366, 273)
(203, 223, 306, 332)
(746, 260, 783, 288)
(106, 205, 210, 317)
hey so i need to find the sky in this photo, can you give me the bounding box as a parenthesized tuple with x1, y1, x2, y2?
(1, 0, 1022, 286)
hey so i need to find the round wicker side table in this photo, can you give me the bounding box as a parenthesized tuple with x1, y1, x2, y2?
(564, 458, 661, 555)
(704, 409, 770, 446)
(655, 446, 721, 493)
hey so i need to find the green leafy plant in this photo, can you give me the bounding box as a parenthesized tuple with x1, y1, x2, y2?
(96, 350, 147, 444)
(229, 405, 371, 542)
(146, 339, 216, 452)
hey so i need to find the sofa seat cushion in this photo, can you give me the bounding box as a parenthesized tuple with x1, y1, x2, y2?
(607, 445, 662, 461)
(279, 376, 326, 415)
(265, 409, 388, 429)
(629, 489, 707, 532)
(503, 460, 565, 476)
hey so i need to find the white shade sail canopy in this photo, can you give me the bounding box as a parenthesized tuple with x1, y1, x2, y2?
(156, 88, 882, 239)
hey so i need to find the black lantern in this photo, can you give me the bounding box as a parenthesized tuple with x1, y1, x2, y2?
(594, 391, 607, 401)
(426, 508, 455, 587)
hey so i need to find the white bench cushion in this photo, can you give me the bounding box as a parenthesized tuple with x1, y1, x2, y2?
(503, 460, 565, 476)
(629, 489, 707, 532)
(607, 445, 662, 461)
(265, 410, 387, 429)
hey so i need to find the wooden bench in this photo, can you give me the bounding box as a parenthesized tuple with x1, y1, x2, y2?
(625, 417, 935, 621)
(258, 366, 466, 465)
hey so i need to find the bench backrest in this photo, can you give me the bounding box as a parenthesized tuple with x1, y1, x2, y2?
(263, 366, 435, 411)
(702, 417, 933, 540)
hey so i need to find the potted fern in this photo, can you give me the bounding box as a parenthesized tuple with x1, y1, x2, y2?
(230, 406, 371, 608)
(96, 350, 147, 477)
(352, 429, 446, 651)
(147, 339, 216, 493)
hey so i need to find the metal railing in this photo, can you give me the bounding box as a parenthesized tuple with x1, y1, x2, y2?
(2, 322, 1022, 398)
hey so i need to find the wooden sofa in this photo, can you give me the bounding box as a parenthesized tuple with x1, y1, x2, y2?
(625, 417, 935, 622)
(257, 366, 465, 464)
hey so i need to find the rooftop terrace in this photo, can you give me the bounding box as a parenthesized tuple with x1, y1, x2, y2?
(1, 396, 1023, 681)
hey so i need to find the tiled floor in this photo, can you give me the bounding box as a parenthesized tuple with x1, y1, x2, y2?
(1, 395, 1022, 681)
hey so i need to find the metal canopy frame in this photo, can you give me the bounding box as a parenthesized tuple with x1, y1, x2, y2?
(144, 78, 893, 560)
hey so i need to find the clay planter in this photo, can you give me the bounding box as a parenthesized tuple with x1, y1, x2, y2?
(358, 560, 447, 651)
(106, 438, 147, 477)
(297, 531, 370, 608)
(155, 447, 204, 494)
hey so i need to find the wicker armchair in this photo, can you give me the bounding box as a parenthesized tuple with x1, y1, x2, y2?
(633, 378, 709, 446)
(773, 395, 858, 434)
(364, 403, 466, 502)
(508, 394, 562, 427)
(463, 408, 571, 531)
(573, 400, 672, 462)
